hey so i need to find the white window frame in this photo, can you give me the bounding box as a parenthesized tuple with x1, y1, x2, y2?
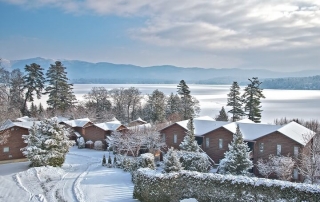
(219, 139, 223, 149)
(294, 146, 299, 158)
(259, 143, 264, 153)
(3, 147, 9, 153)
(173, 134, 177, 144)
(277, 144, 281, 155)
(206, 137, 210, 148)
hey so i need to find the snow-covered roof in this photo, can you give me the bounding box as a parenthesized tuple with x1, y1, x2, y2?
(0, 120, 16, 131)
(176, 116, 228, 136)
(74, 131, 81, 137)
(16, 116, 36, 122)
(51, 116, 70, 123)
(277, 121, 316, 146)
(63, 118, 91, 127)
(127, 123, 152, 131)
(222, 122, 281, 141)
(130, 117, 147, 124)
(95, 120, 123, 131)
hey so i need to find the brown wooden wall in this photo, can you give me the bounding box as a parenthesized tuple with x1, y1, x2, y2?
(0, 127, 28, 161)
(160, 123, 187, 150)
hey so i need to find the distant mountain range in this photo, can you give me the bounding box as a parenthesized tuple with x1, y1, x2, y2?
(2, 57, 320, 85)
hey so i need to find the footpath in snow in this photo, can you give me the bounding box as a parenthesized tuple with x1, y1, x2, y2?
(0, 146, 138, 202)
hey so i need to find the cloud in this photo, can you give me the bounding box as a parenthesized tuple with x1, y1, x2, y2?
(2, 0, 320, 70)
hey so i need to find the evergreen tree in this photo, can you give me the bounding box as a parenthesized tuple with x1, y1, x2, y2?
(144, 89, 167, 123)
(9, 69, 25, 113)
(163, 147, 182, 173)
(215, 106, 229, 121)
(219, 124, 253, 175)
(166, 93, 182, 121)
(242, 77, 265, 123)
(227, 81, 245, 122)
(22, 63, 45, 115)
(21, 119, 73, 167)
(177, 80, 200, 119)
(108, 154, 112, 164)
(44, 61, 76, 115)
(179, 117, 199, 152)
(102, 154, 106, 165)
(30, 102, 38, 118)
(38, 103, 45, 117)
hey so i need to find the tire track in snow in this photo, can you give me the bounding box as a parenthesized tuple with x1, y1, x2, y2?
(13, 173, 34, 201)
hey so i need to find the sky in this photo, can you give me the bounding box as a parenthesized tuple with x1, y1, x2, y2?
(0, 0, 319, 71)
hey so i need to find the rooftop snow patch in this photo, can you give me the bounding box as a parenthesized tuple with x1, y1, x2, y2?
(63, 118, 91, 127)
(277, 121, 316, 146)
(95, 120, 122, 131)
(128, 123, 152, 131)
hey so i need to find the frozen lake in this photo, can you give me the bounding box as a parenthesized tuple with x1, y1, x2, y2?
(38, 84, 320, 124)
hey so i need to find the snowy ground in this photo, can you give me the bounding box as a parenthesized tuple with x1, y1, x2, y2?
(0, 147, 197, 202)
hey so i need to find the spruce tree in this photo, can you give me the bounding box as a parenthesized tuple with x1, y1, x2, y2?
(44, 61, 76, 115)
(227, 81, 245, 122)
(102, 154, 106, 165)
(30, 102, 38, 118)
(215, 106, 229, 121)
(179, 117, 199, 152)
(242, 77, 265, 123)
(21, 119, 73, 167)
(166, 93, 182, 121)
(9, 69, 25, 113)
(108, 154, 112, 164)
(219, 124, 253, 175)
(163, 147, 182, 173)
(22, 63, 45, 116)
(177, 80, 199, 119)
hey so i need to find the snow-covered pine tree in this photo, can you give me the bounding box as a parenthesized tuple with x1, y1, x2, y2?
(242, 77, 265, 123)
(179, 117, 199, 152)
(108, 154, 112, 164)
(215, 106, 229, 121)
(102, 154, 107, 166)
(21, 119, 73, 167)
(163, 147, 182, 173)
(219, 124, 253, 175)
(227, 81, 245, 122)
(44, 61, 76, 115)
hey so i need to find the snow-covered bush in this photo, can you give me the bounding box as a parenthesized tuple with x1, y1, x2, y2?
(94, 140, 103, 150)
(133, 168, 320, 202)
(21, 119, 73, 167)
(122, 157, 138, 172)
(219, 124, 253, 175)
(102, 154, 106, 166)
(86, 140, 93, 149)
(257, 155, 295, 181)
(77, 137, 85, 149)
(137, 153, 155, 170)
(163, 148, 182, 173)
(176, 151, 210, 173)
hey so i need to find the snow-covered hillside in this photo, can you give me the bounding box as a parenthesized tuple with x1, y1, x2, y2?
(0, 147, 138, 202)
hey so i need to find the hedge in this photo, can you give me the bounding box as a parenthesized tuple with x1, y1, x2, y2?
(133, 168, 320, 202)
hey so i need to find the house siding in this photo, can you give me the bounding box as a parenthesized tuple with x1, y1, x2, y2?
(0, 127, 28, 161)
(202, 128, 233, 164)
(160, 124, 187, 150)
(253, 131, 302, 176)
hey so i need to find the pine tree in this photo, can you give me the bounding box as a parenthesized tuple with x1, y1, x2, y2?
(177, 80, 200, 119)
(163, 147, 182, 173)
(166, 93, 182, 121)
(227, 81, 245, 122)
(38, 103, 45, 117)
(22, 63, 45, 116)
(44, 61, 76, 115)
(219, 124, 253, 175)
(102, 154, 106, 165)
(215, 106, 229, 121)
(145, 89, 166, 123)
(30, 102, 38, 118)
(21, 119, 73, 167)
(179, 117, 199, 152)
(242, 77, 265, 123)
(9, 69, 25, 113)
(108, 154, 112, 164)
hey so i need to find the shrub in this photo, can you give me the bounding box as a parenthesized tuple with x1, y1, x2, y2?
(163, 148, 182, 173)
(94, 141, 103, 150)
(108, 154, 112, 164)
(176, 151, 210, 173)
(102, 154, 106, 166)
(78, 137, 85, 149)
(137, 153, 155, 170)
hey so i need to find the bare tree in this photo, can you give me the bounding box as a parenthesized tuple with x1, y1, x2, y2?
(110, 88, 126, 122)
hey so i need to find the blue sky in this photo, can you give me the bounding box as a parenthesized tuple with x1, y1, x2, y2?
(0, 0, 320, 71)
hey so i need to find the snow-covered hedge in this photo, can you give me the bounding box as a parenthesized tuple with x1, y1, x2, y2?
(115, 153, 155, 172)
(133, 168, 320, 202)
(94, 141, 103, 150)
(176, 151, 210, 173)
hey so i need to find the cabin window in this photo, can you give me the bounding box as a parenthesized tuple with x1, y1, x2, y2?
(219, 139, 223, 149)
(173, 134, 177, 144)
(293, 169, 298, 180)
(206, 138, 210, 148)
(294, 146, 299, 158)
(3, 147, 9, 153)
(259, 143, 264, 153)
(162, 134, 166, 142)
(277, 144, 281, 155)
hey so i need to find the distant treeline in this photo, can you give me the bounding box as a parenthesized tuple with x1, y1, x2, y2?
(72, 78, 179, 84)
(261, 75, 320, 90)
